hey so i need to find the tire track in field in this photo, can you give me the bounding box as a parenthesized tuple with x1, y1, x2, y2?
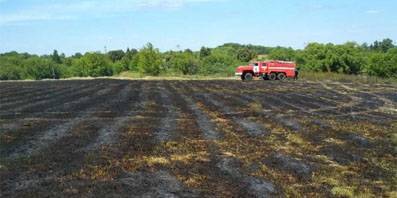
(121, 82, 200, 195)
(200, 82, 305, 133)
(290, 92, 339, 111)
(0, 83, 106, 127)
(0, 81, 144, 196)
(213, 80, 346, 116)
(317, 81, 396, 121)
(0, 85, 108, 120)
(153, 81, 180, 142)
(189, 83, 269, 137)
(171, 82, 220, 141)
(40, 83, 108, 114)
(0, 83, 106, 154)
(0, 80, 102, 102)
(170, 81, 278, 197)
(94, 81, 199, 197)
(195, 81, 309, 133)
(3, 82, 126, 159)
(0, 86, 55, 102)
(335, 84, 396, 121)
(335, 82, 397, 114)
(0, 86, 72, 110)
(317, 81, 362, 114)
(0, 83, 63, 101)
(0, 83, 94, 112)
(207, 81, 305, 114)
(0, 82, 106, 131)
(13, 84, 100, 114)
(2, 82, 97, 112)
(83, 81, 143, 150)
(0, 82, 75, 105)
(168, 82, 241, 196)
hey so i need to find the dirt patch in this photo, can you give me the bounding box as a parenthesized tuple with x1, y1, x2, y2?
(117, 170, 199, 197)
(216, 157, 277, 197)
(264, 153, 314, 179)
(236, 119, 269, 136)
(340, 132, 372, 148)
(320, 145, 363, 165)
(274, 114, 302, 132)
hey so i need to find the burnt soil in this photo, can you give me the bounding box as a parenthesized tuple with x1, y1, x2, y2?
(0, 79, 396, 197)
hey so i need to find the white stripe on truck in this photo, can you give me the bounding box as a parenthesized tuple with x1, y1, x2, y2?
(268, 67, 295, 70)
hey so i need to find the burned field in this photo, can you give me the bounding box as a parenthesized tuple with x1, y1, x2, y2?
(0, 79, 396, 197)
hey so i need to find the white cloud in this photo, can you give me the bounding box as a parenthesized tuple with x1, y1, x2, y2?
(366, 10, 380, 14)
(135, 0, 220, 9)
(0, 0, 224, 25)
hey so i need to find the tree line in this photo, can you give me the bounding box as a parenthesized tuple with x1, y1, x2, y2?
(0, 39, 396, 80)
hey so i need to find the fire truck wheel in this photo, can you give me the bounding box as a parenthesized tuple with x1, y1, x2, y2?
(277, 73, 286, 81)
(269, 73, 277, 80)
(244, 73, 253, 81)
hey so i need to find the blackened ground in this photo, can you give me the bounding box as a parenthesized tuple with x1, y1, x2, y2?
(0, 79, 396, 197)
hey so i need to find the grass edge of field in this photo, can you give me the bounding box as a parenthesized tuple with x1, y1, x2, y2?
(0, 71, 396, 84)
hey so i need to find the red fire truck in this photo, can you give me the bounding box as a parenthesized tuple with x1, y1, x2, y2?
(235, 60, 297, 81)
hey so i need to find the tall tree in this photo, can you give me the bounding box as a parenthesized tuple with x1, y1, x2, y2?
(370, 38, 395, 52)
(108, 50, 125, 63)
(52, 50, 62, 64)
(236, 48, 257, 62)
(199, 47, 211, 58)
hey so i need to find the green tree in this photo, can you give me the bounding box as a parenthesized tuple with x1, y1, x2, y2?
(108, 50, 125, 63)
(72, 53, 83, 58)
(24, 57, 62, 79)
(184, 49, 193, 54)
(70, 53, 113, 77)
(136, 43, 163, 75)
(236, 48, 257, 62)
(52, 50, 62, 64)
(199, 47, 211, 58)
(268, 47, 296, 61)
(168, 52, 199, 75)
(370, 38, 395, 52)
(299, 42, 364, 74)
(0, 61, 24, 80)
(366, 48, 397, 77)
(199, 51, 241, 75)
(119, 48, 138, 71)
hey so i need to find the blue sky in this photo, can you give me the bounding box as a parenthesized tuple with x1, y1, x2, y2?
(0, 0, 396, 55)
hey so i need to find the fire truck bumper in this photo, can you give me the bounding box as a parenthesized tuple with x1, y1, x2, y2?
(235, 72, 243, 76)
